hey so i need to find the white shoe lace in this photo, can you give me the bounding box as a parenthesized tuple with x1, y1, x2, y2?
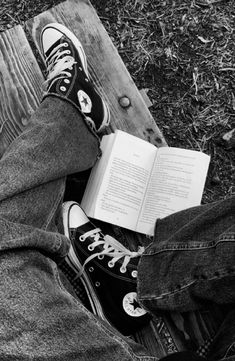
(45, 42, 77, 87)
(77, 228, 145, 277)
(44, 42, 110, 132)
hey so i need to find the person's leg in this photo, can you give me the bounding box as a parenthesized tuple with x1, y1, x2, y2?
(61, 195, 234, 329)
(60, 196, 235, 360)
(0, 97, 100, 204)
(137, 196, 235, 312)
(137, 196, 235, 361)
(0, 24, 155, 360)
(0, 96, 99, 251)
(61, 201, 151, 336)
(0, 101, 155, 361)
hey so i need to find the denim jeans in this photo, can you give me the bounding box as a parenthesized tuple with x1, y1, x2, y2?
(0, 97, 234, 360)
(139, 195, 235, 360)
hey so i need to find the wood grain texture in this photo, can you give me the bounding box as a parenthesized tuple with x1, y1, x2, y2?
(25, 0, 167, 147)
(0, 2, 220, 357)
(25, 2, 176, 356)
(0, 25, 44, 156)
(0, 4, 170, 356)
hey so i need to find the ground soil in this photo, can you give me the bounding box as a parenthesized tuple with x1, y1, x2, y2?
(0, 0, 234, 203)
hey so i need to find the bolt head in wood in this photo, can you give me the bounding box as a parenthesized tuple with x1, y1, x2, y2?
(119, 96, 131, 108)
(21, 118, 28, 126)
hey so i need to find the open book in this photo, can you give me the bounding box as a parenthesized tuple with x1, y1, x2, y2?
(81, 130, 210, 236)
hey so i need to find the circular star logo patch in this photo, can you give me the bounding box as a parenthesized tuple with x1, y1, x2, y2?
(77, 90, 92, 113)
(122, 292, 147, 317)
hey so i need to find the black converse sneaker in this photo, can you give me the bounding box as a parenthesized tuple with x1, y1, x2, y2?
(40, 23, 110, 133)
(62, 201, 151, 335)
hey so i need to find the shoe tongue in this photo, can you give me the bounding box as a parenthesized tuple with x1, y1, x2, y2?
(69, 207, 90, 228)
(43, 29, 64, 54)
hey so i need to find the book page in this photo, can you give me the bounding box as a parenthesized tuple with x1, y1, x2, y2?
(92, 131, 157, 231)
(137, 147, 210, 235)
(81, 133, 116, 215)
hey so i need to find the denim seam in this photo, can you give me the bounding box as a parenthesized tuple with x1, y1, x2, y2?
(153, 198, 232, 246)
(145, 237, 235, 255)
(225, 341, 235, 358)
(139, 279, 197, 300)
(219, 233, 235, 241)
(139, 267, 235, 300)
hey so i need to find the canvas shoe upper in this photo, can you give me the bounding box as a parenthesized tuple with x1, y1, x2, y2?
(40, 23, 110, 134)
(62, 201, 151, 336)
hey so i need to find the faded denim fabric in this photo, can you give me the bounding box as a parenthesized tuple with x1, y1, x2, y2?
(138, 196, 235, 360)
(0, 95, 234, 360)
(0, 98, 155, 361)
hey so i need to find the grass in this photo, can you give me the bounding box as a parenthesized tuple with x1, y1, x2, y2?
(96, 0, 235, 202)
(0, 0, 234, 202)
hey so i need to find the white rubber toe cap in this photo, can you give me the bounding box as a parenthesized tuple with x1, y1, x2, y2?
(41, 26, 64, 53)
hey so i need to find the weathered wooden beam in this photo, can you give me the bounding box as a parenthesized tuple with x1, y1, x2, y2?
(0, 25, 44, 156)
(0, 2, 222, 358)
(25, 0, 167, 148)
(24, 3, 173, 356)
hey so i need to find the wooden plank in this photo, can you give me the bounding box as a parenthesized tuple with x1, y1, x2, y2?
(0, 5, 221, 359)
(25, 0, 167, 148)
(0, 25, 44, 157)
(24, 2, 171, 357)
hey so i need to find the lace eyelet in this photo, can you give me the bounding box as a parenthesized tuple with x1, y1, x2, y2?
(64, 79, 70, 84)
(60, 86, 66, 92)
(68, 66, 73, 70)
(88, 245, 94, 251)
(63, 42, 69, 47)
(120, 267, 126, 273)
(98, 254, 104, 260)
(131, 270, 137, 278)
(66, 50, 71, 54)
(85, 78, 89, 82)
(108, 261, 114, 268)
(79, 236, 85, 242)
(89, 267, 94, 272)
(95, 281, 100, 287)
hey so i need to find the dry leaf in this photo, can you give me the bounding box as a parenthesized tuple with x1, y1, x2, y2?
(197, 35, 211, 43)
